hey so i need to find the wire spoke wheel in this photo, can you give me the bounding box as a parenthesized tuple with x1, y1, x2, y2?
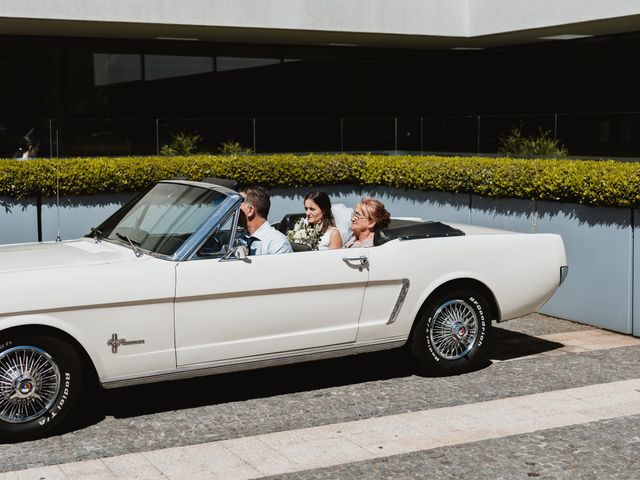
(428, 299, 479, 360)
(0, 346, 61, 424)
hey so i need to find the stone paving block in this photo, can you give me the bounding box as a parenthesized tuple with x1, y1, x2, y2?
(59, 460, 112, 480)
(12, 467, 67, 480)
(195, 443, 261, 479)
(16, 466, 69, 480)
(580, 400, 640, 419)
(578, 389, 640, 408)
(101, 453, 165, 479)
(222, 437, 299, 476)
(143, 443, 259, 480)
(259, 431, 356, 470)
(164, 471, 214, 480)
(142, 445, 212, 478)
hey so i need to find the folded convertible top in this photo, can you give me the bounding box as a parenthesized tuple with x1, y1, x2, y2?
(374, 221, 465, 246)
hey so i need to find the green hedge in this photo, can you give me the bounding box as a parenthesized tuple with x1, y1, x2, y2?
(1, 154, 639, 208)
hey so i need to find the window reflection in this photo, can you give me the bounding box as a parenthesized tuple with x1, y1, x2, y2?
(93, 53, 142, 86)
(145, 55, 214, 81)
(217, 57, 280, 72)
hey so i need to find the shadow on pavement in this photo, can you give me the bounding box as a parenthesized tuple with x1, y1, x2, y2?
(87, 348, 414, 421)
(490, 326, 564, 361)
(66, 326, 565, 435)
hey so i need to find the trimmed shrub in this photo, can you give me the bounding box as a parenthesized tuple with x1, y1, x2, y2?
(1, 154, 639, 208)
(498, 127, 569, 158)
(160, 132, 202, 156)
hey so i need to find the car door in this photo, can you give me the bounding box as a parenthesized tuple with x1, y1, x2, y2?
(173, 221, 370, 366)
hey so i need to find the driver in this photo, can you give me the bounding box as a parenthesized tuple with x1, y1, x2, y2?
(238, 185, 293, 255)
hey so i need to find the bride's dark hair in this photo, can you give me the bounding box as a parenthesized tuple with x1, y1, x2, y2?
(304, 190, 335, 234)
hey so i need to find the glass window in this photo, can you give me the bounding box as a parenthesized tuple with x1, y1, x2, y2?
(93, 53, 142, 86)
(99, 183, 228, 257)
(195, 208, 240, 259)
(217, 56, 280, 72)
(0, 37, 62, 118)
(145, 54, 214, 81)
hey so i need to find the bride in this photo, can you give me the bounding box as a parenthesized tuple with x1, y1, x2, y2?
(304, 191, 343, 250)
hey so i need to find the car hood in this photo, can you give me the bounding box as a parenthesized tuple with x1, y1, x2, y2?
(0, 238, 133, 274)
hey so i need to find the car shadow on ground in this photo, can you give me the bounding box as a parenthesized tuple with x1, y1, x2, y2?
(97, 328, 562, 413)
(489, 327, 564, 361)
(63, 326, 566, 436)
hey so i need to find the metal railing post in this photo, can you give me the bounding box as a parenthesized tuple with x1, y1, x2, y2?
(394, 117, 398, 153)
(477, 115, 481, 154)
(253, 118, 257, 153)
(48, 119, 53, 159)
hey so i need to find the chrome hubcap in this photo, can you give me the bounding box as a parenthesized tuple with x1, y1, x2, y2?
(429, 300, 479, 360)
(0, 346, 61, 423)
(16, 377, 36, 397)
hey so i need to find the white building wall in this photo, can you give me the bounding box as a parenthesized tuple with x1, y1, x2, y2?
(468, 0, 640, 36)
(1, 0, 639, 39)
(0, 0, 469, 36)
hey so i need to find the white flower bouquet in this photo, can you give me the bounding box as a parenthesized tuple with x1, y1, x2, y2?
(286, 218, 322, 250)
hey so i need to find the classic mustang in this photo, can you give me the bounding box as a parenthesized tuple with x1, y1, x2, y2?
(0, 180, 567, 441)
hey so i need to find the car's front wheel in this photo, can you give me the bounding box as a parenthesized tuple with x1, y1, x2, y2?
(411, 290, 492, 375)
(0, 333, 83, 442)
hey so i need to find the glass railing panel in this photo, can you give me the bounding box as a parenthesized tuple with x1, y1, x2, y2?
(254, 118, 340, 153)
(421, 116, 477, 155)
(51, 119, 156, 157)
(158, 118, 254, 155)
(342, 117, 395, 153)
(557, 113, 640, 159)
(396, 118, 421, 153)
(478, 114, 556, 154)
(0, 119, 52, 159)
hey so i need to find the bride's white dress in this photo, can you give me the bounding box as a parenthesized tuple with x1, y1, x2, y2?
(317, 227, 339, 250)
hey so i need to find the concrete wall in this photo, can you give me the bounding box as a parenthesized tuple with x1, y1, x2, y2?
(0, 0, 468, 36)
(2, 0, 639, 37)
(468, 0, 640, 36)
(1, 187, 639, 337)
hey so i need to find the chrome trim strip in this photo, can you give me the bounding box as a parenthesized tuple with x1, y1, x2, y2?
(174, 281, 369, 303)
(387, 279, 410, 325)
(0, 297, 175, 318)
(101, 338, 406, 389)
(560, 265, 569, 286)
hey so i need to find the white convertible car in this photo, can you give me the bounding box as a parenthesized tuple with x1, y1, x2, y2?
(0, 179, 567, 441)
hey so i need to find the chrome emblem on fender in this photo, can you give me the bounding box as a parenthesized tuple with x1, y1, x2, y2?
(107, 334, 145, 354)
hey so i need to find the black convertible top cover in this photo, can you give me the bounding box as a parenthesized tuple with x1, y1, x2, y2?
(374, 221, 465, 246)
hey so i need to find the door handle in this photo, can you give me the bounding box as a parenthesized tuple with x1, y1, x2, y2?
(342, 256, 369, 272)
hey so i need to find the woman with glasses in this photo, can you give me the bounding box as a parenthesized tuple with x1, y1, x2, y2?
(345, 198, 391, 248)
(304, 191, 343, 250)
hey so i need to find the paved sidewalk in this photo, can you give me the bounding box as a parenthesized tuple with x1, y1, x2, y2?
(2, 378, 640, 479)
(1, 317, 639, 480)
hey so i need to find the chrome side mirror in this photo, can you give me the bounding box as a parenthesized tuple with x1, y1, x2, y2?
(220, 244, 250, 262)
(235, 245, 249, 259)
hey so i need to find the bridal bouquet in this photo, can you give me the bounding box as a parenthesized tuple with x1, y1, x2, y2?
(287, 218, 322, 250)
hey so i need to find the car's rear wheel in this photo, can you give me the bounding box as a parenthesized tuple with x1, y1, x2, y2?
(411, 289, 492, 375)
(0, 333, 83, 442)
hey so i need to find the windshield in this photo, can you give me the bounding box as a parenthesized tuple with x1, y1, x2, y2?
(96, 183, 228, 257)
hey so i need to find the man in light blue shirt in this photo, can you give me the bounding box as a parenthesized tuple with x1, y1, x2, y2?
(239, 186, 292, 255)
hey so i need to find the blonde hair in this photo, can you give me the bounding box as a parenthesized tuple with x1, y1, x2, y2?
(360, 197, 390, 229)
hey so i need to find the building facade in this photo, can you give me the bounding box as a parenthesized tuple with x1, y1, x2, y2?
(1, 0, 640, 157)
